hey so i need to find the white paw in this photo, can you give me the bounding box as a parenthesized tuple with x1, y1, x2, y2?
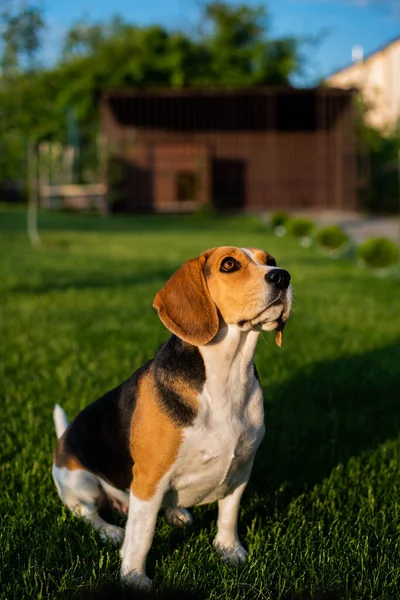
(121, 570, 151, 589)
(99, 524, 124, 547)
(165, 507, 193, 528)
(213, 539, 248, 566)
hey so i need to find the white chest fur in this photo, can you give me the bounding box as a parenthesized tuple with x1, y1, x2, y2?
(163, 327, 265, 508)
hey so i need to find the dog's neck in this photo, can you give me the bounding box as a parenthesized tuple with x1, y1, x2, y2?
(198, 325, 260, 407)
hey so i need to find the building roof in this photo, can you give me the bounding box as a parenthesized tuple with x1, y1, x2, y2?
(327, 36, 400, 79)
(102, 86, 353, 132)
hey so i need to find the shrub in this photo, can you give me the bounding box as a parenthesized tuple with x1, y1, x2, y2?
(357, 237, 399, 269)
(270, 210, 290, 229)
(315, 225, 349, 251)
(195, 203, 219, 218)
(287, 217, 315, 239)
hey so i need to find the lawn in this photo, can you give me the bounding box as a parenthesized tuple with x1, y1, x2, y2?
(1, 206, 400, 600)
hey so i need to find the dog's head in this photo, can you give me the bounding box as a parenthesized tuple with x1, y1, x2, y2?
(153, 246, 292, 346)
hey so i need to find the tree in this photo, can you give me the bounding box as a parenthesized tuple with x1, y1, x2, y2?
(0, 1, 44, 73)
(356, 95, 400, 214)
(0, 1, 44, 244)
(49, 2, 302, 126)
(197, 2, 300, 85)
(0, 1, 308, 201)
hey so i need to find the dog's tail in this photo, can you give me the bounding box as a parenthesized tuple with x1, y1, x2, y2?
(53, 404, 69, 439)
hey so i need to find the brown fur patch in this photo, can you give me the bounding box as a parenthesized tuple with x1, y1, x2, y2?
(53, 434, 84, 471)
(130, 366, 184, 500)
(169, 377, 199, 406)
(205, 247, 271, 325)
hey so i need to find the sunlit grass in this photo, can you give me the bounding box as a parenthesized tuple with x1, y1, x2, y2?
(1, 207, 400, 600)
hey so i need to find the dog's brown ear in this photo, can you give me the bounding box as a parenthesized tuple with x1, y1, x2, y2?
(153, 254, 219, 346)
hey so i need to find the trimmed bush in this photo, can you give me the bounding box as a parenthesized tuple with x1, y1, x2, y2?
(287, 217, 315, 240)
(270, 210, 290, 229)
(357, 237, 399, 269)
(315, 225, 349, 251)
(195, 203, 219, 218)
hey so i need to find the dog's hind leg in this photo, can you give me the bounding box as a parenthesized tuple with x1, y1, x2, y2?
(52, 465, 124, 546)
(164, 507, 193, 527)
(99, 478, 130, 515)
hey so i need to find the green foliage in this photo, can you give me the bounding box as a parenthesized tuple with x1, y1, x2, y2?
(356, 96, 400, 214)
(0, 2, 306, 186)
(357, 237, 399, 269)
(315, 225, 349, 251)
(1, 208, 400, 599)
(270, 210, 290, 229)
(195, 202, 220, 219)
(201, 2, 300, 86)
(287, 217, 315, 239)
(0, 2, 44, 73)
(0, 3, 46, 179)
(363, 130, 400, 214)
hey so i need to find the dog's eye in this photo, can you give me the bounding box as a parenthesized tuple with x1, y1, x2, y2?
(266, 255, 276, 267)
(220, 257, 239, 273)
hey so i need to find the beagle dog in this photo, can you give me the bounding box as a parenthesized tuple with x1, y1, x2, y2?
(52, 246, 292, 588)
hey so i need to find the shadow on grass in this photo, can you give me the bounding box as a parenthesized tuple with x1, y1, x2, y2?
(280, 592, 345, 600)
(67, 581, 203, 600)
(64, 580, 345, 600)
(0, 207, 261, 236)
(11, 266, 176, 294)
(149, 340, 400, 543)
(9, 339, 397, 600)
(115, 341, 400, 599)
(251, 340, 400, 509)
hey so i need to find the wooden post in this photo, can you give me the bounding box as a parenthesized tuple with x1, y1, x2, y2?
(98, 133, 109, 215)
(27, 140, 41, 247)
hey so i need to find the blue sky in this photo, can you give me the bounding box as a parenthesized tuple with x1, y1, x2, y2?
(43, 0, 400, 84)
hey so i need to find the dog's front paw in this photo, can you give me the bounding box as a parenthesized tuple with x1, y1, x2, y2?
(213, 538, 248, 566)
(165, 507, 193, 527)
(121, 570, 151, 590)
(99, 524, 124, 547)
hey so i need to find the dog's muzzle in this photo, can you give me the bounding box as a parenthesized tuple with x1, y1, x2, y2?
(265, 268, 291, 290)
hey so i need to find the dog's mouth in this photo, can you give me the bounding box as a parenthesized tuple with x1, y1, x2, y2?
(259, 305, 288, 346)
(252, 295, 284, 324)
(237, 291, 291, 346)
(237, 297, 283, 328)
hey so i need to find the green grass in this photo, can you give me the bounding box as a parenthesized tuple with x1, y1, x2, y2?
(1, 206, 400, 600)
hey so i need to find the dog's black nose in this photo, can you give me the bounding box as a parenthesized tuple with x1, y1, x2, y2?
(265, 268, 291, 290)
